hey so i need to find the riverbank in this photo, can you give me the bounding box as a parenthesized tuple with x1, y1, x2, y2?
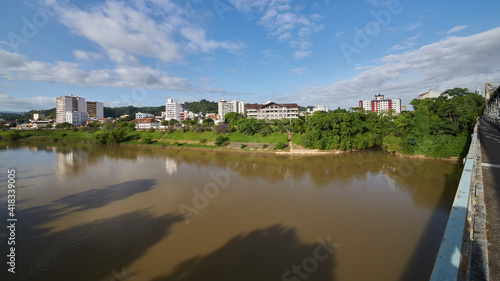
(0, 129, 461, 159)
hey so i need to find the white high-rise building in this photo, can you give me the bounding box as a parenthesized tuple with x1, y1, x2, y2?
(56, 95, 88, 125)
(164, 98, 181, 121)
(391, 98, 401, 113)
(218, 99, 245, 122)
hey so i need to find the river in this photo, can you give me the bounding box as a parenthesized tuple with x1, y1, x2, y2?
(0, 142, 461, 281)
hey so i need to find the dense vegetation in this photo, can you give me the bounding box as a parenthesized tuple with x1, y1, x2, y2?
(185, 99, 218, 114)
(292, 88, 484, 158)
(383, 88, 484, 157)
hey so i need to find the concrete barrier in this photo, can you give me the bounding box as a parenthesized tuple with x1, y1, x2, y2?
(430, 121, 489, 281)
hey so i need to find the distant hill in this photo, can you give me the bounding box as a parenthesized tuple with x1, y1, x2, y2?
(2, 99, 220, 121)
(103, 99, 218, 118)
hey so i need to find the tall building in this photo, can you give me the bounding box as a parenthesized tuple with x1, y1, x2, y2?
(218, 99, 245, 122)
(86, 101, 104, 120)
(56, 95, 88, 125)
(164, 98, 181, 121)
(245, 102, 299, 120)
(359, 94, 401, 114)
(475, 89, 485, 96)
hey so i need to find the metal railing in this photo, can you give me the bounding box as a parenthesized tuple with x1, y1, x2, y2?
(485, 87, 500, 127)
(430, 122, 489, 280)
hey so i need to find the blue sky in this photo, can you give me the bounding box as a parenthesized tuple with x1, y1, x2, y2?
(1, 0, 500, 112)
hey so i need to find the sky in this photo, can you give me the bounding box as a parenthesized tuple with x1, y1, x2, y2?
(1, 0, 500, 112)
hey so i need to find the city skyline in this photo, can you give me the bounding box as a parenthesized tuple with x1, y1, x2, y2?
(1, 0, 500, 112)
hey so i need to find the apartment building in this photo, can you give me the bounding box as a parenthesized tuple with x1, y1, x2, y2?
(56, 95, 88, 125)
(245, 102, 299, 120)
(86, 101, 104, 120)
(218, 99, 245, 122)
(359, 94, 401, 114)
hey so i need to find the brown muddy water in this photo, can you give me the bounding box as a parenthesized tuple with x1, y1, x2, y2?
(0, 142, 462, 281)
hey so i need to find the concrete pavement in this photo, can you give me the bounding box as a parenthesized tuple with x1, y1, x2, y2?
(479, 119, 500, 280)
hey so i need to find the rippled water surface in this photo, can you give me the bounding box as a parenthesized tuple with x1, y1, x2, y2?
(0, 142, 462, 281)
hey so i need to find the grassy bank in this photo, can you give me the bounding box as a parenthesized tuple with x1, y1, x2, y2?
(0, 129, 288, 146)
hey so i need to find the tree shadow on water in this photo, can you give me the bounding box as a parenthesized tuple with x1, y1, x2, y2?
(5, 178, 182, 281)
(152, 225, 337, 281)
(13, 210, 182, 281)
(53, 179, 157, 212)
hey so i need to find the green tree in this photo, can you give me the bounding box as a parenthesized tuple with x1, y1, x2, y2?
(202, 118, 215, 126)
(214, 135, 229, 146)
(224, 112, 243, 124)
(5, 131, 22, 141)
(237, 118, 262, 135)
(55, 122, 72, 129)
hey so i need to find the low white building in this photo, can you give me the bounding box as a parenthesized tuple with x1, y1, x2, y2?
(418, 89, 442, 99)
(246, 102, 299, 120)
(135, 118, 160, 130)
(307, 105, 330, 114)
(135, 112, 154, 119)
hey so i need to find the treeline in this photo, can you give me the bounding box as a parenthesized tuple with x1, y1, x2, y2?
(185, 99, 218, 114)
(293, 88, 484, 158)
(103, 99, 218, 118)
(103, 105, 164, 118)
(1, 108, 56, 123)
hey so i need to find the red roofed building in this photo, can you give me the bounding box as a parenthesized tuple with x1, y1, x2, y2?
(135, 118, 160, 130)
(245, 102, 299, 120)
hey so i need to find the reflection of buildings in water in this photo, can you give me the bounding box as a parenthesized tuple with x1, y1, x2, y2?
(165, 157, 178, 176)
(29, 147, 38, 153)
(55, 148, 88, 179)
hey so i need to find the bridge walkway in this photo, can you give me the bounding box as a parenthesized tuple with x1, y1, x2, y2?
(478, 119, 500, 280)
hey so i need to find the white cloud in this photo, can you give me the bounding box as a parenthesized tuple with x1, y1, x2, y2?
(180, 27, 245, 53)
(332, 31, 345, 40)
(447, 25, 468, 34)
(406, 23, 422, 31)
(53, 0, 244, 64)
(290, 67, 307, 74)
(294, 50, 312, 59)
(205, 87, 227, 94)
(0, 48, 191, 91)
(229, 0, 324, 59)
(292, 27, 500, 109)
(389, 34, 421, 51)
(0, 93, 55, 111)
(73, 50, 103, 61)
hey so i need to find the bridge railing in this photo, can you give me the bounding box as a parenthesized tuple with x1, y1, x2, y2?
(485, 87, 500, 127)
(430, 121, 488, 281)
